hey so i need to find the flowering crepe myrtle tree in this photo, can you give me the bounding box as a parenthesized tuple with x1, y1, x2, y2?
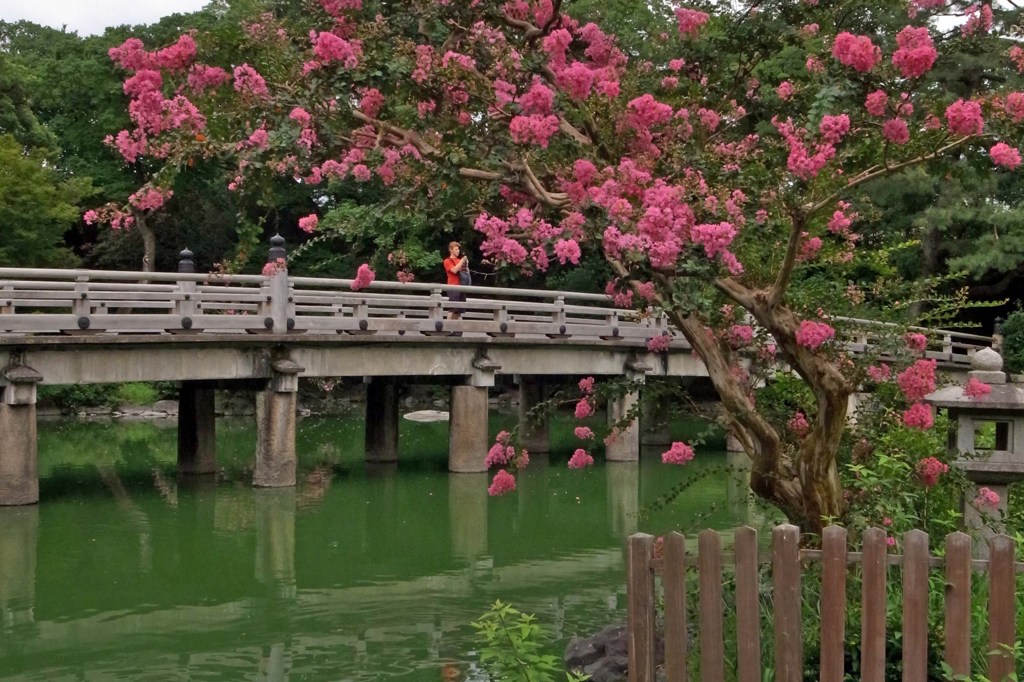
(93, 0, 1024, 531)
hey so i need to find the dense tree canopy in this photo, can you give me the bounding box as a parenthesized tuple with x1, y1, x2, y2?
(26, 0, 1024, 528)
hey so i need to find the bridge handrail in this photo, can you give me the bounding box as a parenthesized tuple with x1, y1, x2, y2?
(0, 267, 994, 358)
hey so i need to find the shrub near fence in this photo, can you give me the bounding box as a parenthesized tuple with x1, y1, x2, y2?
(626, 525, 1021, 682)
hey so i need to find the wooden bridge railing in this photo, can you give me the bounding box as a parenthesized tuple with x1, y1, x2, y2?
(0, 258, 993, 364)
(627, 525, 1021, 682)
(0, 265, 671, 344)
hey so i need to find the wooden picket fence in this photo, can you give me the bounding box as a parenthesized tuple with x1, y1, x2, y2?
(627, 525, 1022, 682)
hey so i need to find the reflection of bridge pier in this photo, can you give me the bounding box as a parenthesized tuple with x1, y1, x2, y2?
(449, 473, 488, 562)
(606, 462, 639, 538)
(0, 506, 37, 634)
(254, 488, 297, 600)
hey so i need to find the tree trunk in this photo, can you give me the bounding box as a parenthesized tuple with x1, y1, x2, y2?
(668, 294, 852, 536)
(136, 213, 155, 273)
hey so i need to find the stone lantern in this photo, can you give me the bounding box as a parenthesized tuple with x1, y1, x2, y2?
(926, 348, 1024, 542)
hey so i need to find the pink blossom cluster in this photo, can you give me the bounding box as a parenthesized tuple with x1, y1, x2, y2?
(350, 263, 375, 291)
(798, 235, 823, 261)
(902, 402, 934, 429)
(892, 26, 937, 78)
(832, 32, 882, 72)
(108, 35, 197, 73)
(962, 4, 993, 37)
(518, 79, 555, 116)
(819, 114, 851, 144)
(904, 333, 928, 351)
(896, 359, 937, 401)
(311, 30, 362, 68)
(647, 334, 671, 352)
(233, 64, 270, 99)
(553, 238, 581, 264)
(575, 398, 594, 419)
(262, 257, 287, 277)
(788, 411, 810, 437)
(661, 441, 695, 465)
(359, 88, 385, 118)
(916, 456, 948, 487)
(945, 99, 984, 136)
(298, 214, 319, 233)
(1000, 93, 1024, 123)
(795, 320, 836, 350)
(568, 448, 595, 469)
(989, 142, 1022, 170)
(509, 114, 560, 147)
(1011, 46, 1024, 74)
(187, 64, 230, 92)
(865, 90, 888, 117)
(867, 364, 891, 382)
(675, 8, 710, 37)
(773, 116, 837, 181)
(488, 469, 517, 496)
(318, 0, 362, 17)
(574, 426, 594, 440)
(964, 377, 993, 398)
(882, 118, 910, 145)
(776, 81, 795, 100)
(128, 186, 173, 211)
(579, 376, 595, 394)
(485, 440, 517, 468)
(728, 324, 754, 347)
(973, 486, 1001, 509)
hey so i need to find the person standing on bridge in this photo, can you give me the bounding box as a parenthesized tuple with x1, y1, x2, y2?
(443, 241, 470, 321)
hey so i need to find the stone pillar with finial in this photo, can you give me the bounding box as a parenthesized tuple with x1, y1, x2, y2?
(0, 360, 43, 505)
(261, 235, 295, 335)
(926, 347, 1024, 552)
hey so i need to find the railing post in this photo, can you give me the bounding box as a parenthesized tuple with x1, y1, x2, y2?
(175, 248, 197, 332)
(627, 533, 655, 682)
(72, 274, 91, 331)
(261, 235, 293, 334)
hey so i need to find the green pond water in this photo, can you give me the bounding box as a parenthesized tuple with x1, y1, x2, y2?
(0, 411, 759, 681)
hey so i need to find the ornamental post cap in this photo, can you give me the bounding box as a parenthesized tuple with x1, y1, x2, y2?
(971, 347, 1003, 372)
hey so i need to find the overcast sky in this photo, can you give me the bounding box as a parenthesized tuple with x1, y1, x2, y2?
(0, 0, 210, 36)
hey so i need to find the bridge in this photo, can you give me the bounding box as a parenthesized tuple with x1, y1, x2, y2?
(0, 236, 994, 505)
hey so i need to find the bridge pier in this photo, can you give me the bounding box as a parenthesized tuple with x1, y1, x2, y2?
(365, 379, 399, 463)
(517, 377, 550, 454)
(177, 382, 217, 476)
(254, 357, 303, 488)
(0, 364, 42, 506)
(449, 386, 489, 472)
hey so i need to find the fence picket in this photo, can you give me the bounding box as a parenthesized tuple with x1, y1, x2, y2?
(698, 530, 725, 682)
(987, 535, 1016, 682)
(628, 533, 656, 682)
(820, 526, 847, 682)
(734, 526, 761, 682)
(861, 528, 887, 682)
(772, 524, 801, 682)
(628, 524, 1023, 682)
(944, 532, 972, 677)
(664, 532, 688, 682)
(902, 530, 929, 682)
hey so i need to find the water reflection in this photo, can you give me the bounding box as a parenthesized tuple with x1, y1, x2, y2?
(0, 417, 748, 681)
(0, 507, 37, 637)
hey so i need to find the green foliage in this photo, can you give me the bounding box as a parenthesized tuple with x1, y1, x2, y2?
(472, 600, 589, 682)
(1002, 310, 1024, 375)
(38, 382, 174, 410)
(0, 134, 88, 267)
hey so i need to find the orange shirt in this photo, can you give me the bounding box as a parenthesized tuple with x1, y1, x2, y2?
(443, 256, 461, 286)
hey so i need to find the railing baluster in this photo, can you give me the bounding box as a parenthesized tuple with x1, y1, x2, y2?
(772, 524, 802, 682)
(902, 530, 929, 681)
(664, 532, 688, 682)
(944, 532, 972, 677)
(988, 535, 1016, 682)
(820, 526, 847, 682)
(697, 529, 724, 682)
(734, 526, 760, 682)
(627, 533, 656, 682)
